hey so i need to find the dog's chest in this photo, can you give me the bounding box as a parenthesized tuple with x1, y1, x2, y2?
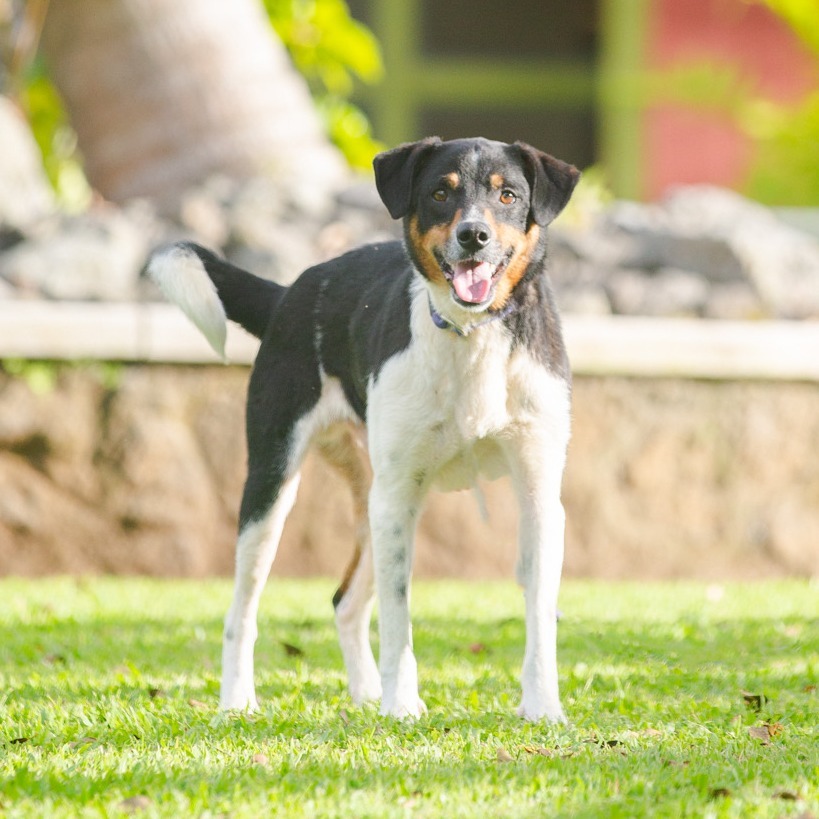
(367, 317, 551, 489)
(426, 326, 512, 441)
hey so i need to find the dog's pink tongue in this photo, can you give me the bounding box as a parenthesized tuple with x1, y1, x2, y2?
(452, 261, 494, 304)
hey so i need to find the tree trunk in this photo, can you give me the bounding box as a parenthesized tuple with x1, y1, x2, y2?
(40, 0, 347, 209)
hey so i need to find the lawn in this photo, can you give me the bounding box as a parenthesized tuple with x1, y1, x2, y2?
(0, 578, 816, 818)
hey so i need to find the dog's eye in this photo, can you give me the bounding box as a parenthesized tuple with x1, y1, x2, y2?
(500, 190, 517, 205)
(432, 188, 448, 202)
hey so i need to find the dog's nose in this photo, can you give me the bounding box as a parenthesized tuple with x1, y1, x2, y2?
(456, 221, 492, 251)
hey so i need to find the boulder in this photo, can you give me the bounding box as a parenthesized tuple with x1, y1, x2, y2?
(0, 205, 161, 301)
(556, 186, 819, 320)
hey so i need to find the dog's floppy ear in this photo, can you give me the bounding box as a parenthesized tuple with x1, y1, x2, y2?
(373, 137, 442, 220)
(514, 142, 581, 227)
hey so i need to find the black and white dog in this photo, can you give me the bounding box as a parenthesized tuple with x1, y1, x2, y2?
(148, 137, 579, 722)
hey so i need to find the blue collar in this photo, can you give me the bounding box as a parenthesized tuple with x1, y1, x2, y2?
(428, 298, 517, 337)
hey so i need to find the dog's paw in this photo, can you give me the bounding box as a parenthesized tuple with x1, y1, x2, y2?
(517, 700, 567, 724)
(346, 652, 382, 705)
(219, 684, 259, 712)
(380, 696, 427, 719)
(349, 676, 382, 706)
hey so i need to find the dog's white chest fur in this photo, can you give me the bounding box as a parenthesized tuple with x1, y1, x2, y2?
(427, 321, 510, 441)
(367, 288, 567, 493)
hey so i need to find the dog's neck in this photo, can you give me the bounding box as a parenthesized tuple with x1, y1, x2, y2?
(427, 298, 518, 337)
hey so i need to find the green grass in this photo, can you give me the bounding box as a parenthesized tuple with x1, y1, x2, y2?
(1, 578, 817, 818)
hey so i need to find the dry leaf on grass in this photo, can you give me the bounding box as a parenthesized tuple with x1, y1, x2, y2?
(252, 753, 268, 766)
(43, 653, 66, 666)
(524, 746, 553, 757)
(496, 747, 513, 763)
(187, 698, 208, 709)
(585, 735, 626, 751)
(522, 745, 554, 757)
(767, 722, 784, 736)
(281, 641, 304, 657)
(773, 790, 798, 801)
(709, 787, 732, 800)
(748, 723, 783, 744)
(398, 791, 423, 809)
(468, 643, 487, 654)
(118, 795, 152, 814)
(741, 691, 766, 712)
(748, 726, 771, 743)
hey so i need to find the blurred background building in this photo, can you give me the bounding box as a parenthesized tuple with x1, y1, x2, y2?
(349, 0, 816, 201)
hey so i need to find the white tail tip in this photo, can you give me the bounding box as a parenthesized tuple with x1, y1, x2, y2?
(148, 244, 227, 359)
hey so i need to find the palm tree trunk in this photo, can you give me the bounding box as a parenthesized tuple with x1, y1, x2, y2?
(40, 0, 347, 209)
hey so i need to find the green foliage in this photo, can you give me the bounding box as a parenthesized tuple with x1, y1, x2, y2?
(1, 578, 817, 817)
(263, 0, 384, 169)
(744, 91, 819, 205)
(18, 63, 91, 212)
(554, 165, 615, 230)
(1, 359, 122, 394)
(1, 357, 59, 395)
(758, 0, 819, 54)
(742, 0, 819, 205)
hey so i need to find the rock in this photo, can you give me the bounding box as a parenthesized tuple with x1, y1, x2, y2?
(0, 206, 154, 301)
(553, 186, 819, 319)
(606, 269, 651, 316)
(178, 188, 230, 248)
(663, 186, 819, 318)
(704, 281, 765, 320)
(599, 198, 744, 281)
(606, 267, 710, 317)
(335, 180, 385, 212)
(0, 96, 55, 231)
(0, 139, 817, 321)
(556, 284, 612, 315)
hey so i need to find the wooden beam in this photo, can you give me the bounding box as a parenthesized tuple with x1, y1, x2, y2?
(2, 302, 819, 382)
(0, 302, 258, 364)
(564, 316, 819, 381)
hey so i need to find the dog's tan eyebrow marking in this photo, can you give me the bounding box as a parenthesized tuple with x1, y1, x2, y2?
(490, 173, 505, 189)
(444, 172, 460, 188)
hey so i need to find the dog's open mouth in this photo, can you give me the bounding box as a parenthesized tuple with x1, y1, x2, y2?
(438, 252, 511, 306)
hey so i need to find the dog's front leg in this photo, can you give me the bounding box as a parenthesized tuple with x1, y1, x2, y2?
(505, 433, 568, 724)
(369, 478, 427, 719)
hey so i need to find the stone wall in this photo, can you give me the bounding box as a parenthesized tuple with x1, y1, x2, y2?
(1, 363, 817, 580)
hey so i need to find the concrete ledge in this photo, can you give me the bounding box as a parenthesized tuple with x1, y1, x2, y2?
(2, 301, 819, 381)
(563, 316, 819, 381)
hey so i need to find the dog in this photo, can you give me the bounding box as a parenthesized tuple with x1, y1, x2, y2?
(148, 136, 579, 722)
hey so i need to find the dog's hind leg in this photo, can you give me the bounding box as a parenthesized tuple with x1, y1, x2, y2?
(316, 423, 381, 705)
(220, 467, 301, 710)
(219, 343, 322, 711)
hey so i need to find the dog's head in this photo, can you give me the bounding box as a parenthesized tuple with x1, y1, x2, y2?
(374, 137, 579, 314)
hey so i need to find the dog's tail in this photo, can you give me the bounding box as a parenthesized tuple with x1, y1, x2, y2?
(147, 242, 285, 358)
